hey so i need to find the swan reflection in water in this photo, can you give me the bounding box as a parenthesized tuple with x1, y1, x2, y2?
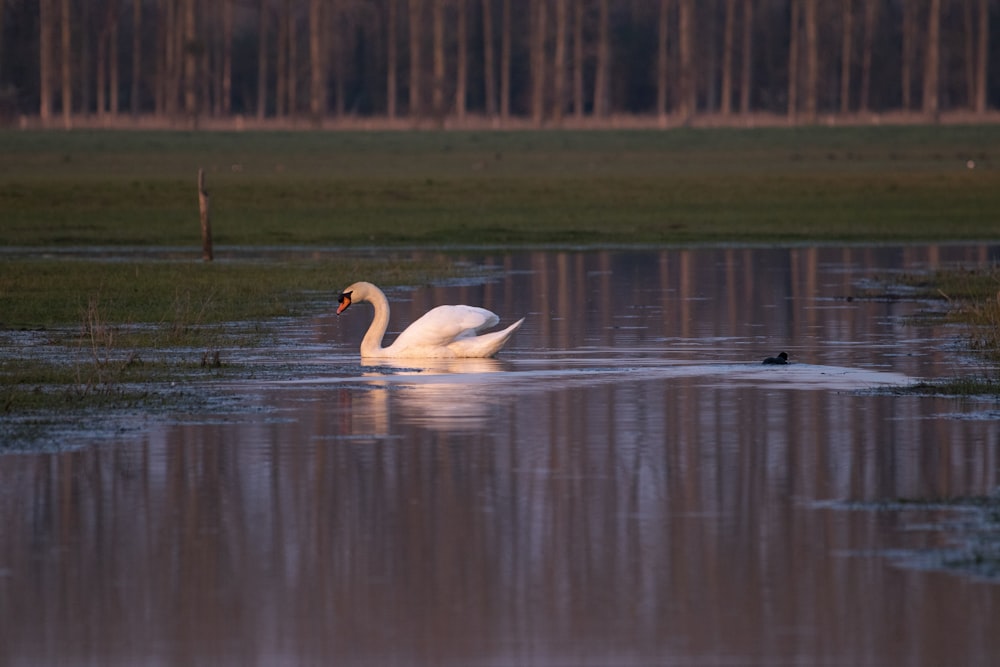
(343, 357, 513, 434)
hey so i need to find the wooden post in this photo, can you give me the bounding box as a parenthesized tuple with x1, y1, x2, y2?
(198, 168, 213, 261)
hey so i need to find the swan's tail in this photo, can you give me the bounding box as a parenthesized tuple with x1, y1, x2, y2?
(449, 317, 525, 358)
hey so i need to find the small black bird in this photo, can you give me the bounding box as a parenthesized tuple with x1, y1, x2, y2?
(762, 351, 789, 365)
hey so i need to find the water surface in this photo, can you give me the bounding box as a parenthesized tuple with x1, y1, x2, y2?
(2, 246, 999, 666)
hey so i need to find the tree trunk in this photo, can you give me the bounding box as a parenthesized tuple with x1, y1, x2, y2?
(40, 0, 53, 124)
(432, 0, 444, 117)
(740, 0, 753, 114)
(900, 0, 913, 110)
(257, 0, 268, 119)
(721, 0, 735, 115)
(678, 0, 694, 122)
(61, 0, 72, 127)
(97, 8, 107, 117)
(131, 0, 142, 115)
(839, 0, 852, 113)
(109, 0, 120, 118)
(803, 0, 817, 122)
(276, 2, 287, 116)
(573, 0, 583, 117)
(334, 5, 346, 116)
(409, 0, 422, 117)
(154, 0, 164, 115)
(309, 0, 323, 122)
(553, 0, 567, 123)
(500, 0, 510, 120)
(183, 0, 196, 119)
(923, 0, 941, 118)
(964, 0, 975, 108)
(787, 0, 799, 119)
(593, 0, 609, 117)
(456, 0, 467, 120)
(174, 0, 185, 117)
(0, 0, 5, 89)
(531, 0, 546, 125)
(481, 0, 496, 116)
(286, 0, 297, 117)
(222, 0, 233, 115)
(974, 0, 988, 113)
(657, 0, 669, 119)
(858, 0, 875, 111)
(388, 0, 397, 118)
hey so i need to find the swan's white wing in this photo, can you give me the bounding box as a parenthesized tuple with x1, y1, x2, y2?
(388, 305, 500, 351)
(446, 317, 524, 358)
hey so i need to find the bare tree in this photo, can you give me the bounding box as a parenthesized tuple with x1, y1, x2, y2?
(657, 0, 669, 119)
(183, 0, 196, 119)
(456, 0, 468, 120)
(740, 0, 753, 114)
(974, 0, 989, 113)
(858, 0, 876, 111)
(61, 0, 72, 126)
(531, 0, 546, 125)
(787, 0, 799, 119)
(286, 0, 298, 116)
(803, 0, 817, 122)
(131, 0, 142, 115)
(0, 0, 5, 87)
(109, 0, 120, 118)
(482, 0, 496, 116)
(593, 0, 609, 117)
(388, 0, 398, 118)
(222, 0, 233, 115)
(721, 0, 735, 115)
(276, 1, 287, 115)
(97, 2, 107, 116)
(839, 0, 852, 113)
(900, 0, 914, 110)
(309, 0, 324, 121)
(257, 0, 268, 119)
(432, 0, 444, 117)
(409, 0, 422, 117)
(40, 0, 53, 123)
(573, 0, 583, 117)
(500, 0, 510, 120)
(553, 0, 567, 123)
(678, 0, 694, 121)
(923, 0, 941, 118)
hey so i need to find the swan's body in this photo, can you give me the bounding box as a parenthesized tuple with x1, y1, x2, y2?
(336, 281, 524, 359)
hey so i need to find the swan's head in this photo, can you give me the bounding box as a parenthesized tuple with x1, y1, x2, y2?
(336, 290, 353, 315)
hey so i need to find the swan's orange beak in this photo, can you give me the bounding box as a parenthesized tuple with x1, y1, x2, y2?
(336, 291, 352, 315)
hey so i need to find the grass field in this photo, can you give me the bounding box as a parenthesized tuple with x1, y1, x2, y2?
(2, 125, 999, 248)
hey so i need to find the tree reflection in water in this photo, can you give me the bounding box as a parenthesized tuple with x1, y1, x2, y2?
(2, 246, 999, 666)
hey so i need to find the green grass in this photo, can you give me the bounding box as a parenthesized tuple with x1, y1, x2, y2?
(0, 255, 460, 328)
(2, 126, 999, 247)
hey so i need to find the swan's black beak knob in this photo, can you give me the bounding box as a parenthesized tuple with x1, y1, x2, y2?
(336, 291, 353, 315)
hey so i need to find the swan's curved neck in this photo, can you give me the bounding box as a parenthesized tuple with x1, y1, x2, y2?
(360, 286, 391, 357)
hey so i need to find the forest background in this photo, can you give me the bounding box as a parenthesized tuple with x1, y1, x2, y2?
(0, 0, 997, 129)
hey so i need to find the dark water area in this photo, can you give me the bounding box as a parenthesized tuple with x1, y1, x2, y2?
(2, 246, 1000, 666)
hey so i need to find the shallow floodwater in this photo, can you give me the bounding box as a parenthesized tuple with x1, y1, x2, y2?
(2, 246, 1000, 666)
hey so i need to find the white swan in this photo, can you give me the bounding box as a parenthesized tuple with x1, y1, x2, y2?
(336, 281, 524, 359)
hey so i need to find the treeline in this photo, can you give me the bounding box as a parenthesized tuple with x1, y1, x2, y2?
(0, 0, 996, 128)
